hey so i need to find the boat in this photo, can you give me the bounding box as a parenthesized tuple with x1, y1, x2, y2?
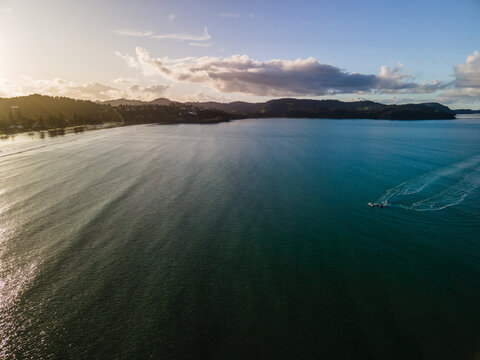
(368, 202, 375, 207)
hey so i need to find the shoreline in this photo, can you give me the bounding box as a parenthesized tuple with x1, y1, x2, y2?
(0, 122, 124, 141)
(1, 116, 467, 139)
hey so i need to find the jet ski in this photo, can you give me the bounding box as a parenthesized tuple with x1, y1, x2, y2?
(368, 202, 385, 208)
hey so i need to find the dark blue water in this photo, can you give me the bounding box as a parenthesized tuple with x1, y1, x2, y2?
(1, 118, 479, 359)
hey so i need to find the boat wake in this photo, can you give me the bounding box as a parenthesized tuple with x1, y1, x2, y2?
(376, 155, 480, 211)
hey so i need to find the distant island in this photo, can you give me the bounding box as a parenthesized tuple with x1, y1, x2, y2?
(0, 94, 457, 134)
(453, 109, 480, 114)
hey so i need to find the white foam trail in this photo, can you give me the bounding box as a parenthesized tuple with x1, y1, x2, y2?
(377, 155, 480, 211)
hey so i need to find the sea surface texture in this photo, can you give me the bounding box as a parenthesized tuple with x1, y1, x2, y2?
(1, 118, 479, 359)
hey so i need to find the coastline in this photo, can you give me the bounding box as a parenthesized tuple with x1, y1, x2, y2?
(0, 95, 456, 136)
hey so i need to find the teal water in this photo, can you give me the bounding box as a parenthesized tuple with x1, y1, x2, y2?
(0, 118, 479, 359)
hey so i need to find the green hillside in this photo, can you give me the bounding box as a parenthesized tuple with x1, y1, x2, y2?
(0, 94, 122, 132)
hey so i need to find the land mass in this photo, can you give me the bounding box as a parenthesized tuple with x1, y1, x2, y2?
(1, 94, 456, 133)
(454, 109, 480, 114)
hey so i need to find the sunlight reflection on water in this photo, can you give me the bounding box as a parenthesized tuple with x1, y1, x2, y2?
(0, 208, 38, 358)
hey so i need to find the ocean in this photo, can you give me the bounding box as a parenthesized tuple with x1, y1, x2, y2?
(1, 117, 479, 359)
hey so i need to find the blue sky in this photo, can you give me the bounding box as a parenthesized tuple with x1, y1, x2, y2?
(0, 0, 479, 107)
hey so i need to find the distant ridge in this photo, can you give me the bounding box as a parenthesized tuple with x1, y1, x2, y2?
(454, 108, 480, 114)
(183, 98, 455, 120)
(103, 97, 455, 120)
(100, 98, 176, 106)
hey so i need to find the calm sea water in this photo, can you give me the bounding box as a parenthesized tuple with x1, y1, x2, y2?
(1, 118, 479, 359)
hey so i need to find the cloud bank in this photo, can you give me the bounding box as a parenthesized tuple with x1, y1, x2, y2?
(439, 51, 480, 104)
(4, 50, 478, 105)
(116, 47, 445, 97)
(0, 77, 169, 101)
(455, 51, 480, 88)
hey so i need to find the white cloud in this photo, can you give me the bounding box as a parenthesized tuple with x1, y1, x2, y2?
(0, 78, 19, 97)
(178, 92, 232, 103)
(113, 77, 135, 84)
(151, 27, 210, 41)
(454, 50, 480, 88)
(0, 7, 12, 12)
(117, 47, 445, 97)
(115, 29, 154, 37)
(376, 64, 448, 94)
(0, 76, 169, 101)
(189, 42, 213, 47)
(123, 84, 169, 100)
(116, 27, 210, 42)
(168, 14, 177, 21)
(69, 82, 117, 95)
(437, 50, 480, 104)
(114, 50, 140, 70)
(438, 87, 480, 104)
(115, 48, 172, 76)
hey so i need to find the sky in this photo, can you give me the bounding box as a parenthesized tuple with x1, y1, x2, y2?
(0, 0, 480, 108)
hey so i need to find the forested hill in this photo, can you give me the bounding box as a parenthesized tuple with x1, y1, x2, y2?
(0, 95, 235, 133)
(186, 98, 456, 120)
(0, 95, 122, 132)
